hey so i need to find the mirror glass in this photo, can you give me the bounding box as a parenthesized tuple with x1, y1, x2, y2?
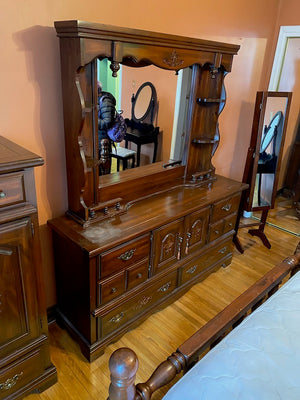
(252, 95, 289, 208)
(97, 59, 188, 173)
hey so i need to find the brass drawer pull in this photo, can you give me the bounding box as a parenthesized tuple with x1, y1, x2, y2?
(0, 248, 13, 256)
(219, 246, 228, 254)
(0, 372, 23, 391)
(109, 312, 124, 324)
(111, 287, 117, 294)
(177, 236, 183, 260)
(185, 232, 192, 255)
(186, 265, 198, 274)
(228, 222, 233, 227)
(221, 204, 232, 212)
(158, 282, 171, 293)
(0, 191, 7, 199)
(118, 249, 136, 261)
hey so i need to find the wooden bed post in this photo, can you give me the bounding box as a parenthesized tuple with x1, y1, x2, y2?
(108, 348, 187, 400)
(108, 347, 139, 400)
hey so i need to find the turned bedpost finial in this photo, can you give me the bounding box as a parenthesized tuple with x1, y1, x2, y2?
(108, 347, 139, 400)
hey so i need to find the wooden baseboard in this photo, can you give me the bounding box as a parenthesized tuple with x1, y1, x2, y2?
(47, 305, 57, 324)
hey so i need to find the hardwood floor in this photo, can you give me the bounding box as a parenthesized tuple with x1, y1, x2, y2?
(25, 225, 299, 400)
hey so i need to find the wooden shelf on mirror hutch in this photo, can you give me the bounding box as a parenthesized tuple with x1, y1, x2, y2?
(49, 20, 247, 362)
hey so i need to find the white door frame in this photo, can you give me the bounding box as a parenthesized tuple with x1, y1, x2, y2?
(269, 25, 300, 90)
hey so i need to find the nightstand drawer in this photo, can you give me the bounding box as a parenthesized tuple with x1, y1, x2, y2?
(99, 234, 150, 279)
(211, 194, 240, 223)
(0, 172, 25, 208)
(97, 271, 126, 306)
(99, 271, 177, 338)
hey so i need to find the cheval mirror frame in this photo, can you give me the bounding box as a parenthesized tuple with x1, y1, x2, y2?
(234, 91, 292, 253)
(54, 20, 240, 226)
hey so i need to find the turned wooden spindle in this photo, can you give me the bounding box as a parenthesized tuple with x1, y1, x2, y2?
(136, 352, 186, 399)
(108, 348, 139, 400)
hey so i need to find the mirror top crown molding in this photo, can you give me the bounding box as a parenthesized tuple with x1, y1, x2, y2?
(54, 20, 240, 72)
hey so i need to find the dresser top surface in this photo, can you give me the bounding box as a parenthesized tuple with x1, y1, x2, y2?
(48, 175, 247, 256)
(0, 136, 44, 173)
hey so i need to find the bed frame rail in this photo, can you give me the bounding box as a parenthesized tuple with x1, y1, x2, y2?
(108, 244, 300, 400)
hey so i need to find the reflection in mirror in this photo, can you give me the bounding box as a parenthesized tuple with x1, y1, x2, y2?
(97, 60, 185, 172)
(132, 82, 156, 122)
(253, 96, 288, 208)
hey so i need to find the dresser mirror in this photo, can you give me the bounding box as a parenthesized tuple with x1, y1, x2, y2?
(97, 58, 185, 169)
(55, 20, 239, 225)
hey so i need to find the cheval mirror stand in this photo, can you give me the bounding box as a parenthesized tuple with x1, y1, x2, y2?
(234, 91, 292, 253)
(48, 20, 248, 362)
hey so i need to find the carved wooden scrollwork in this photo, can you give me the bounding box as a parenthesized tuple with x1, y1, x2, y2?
(163, 50, 184, 68)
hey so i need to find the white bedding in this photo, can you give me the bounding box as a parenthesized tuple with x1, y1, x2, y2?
(163, 271, 300, 400)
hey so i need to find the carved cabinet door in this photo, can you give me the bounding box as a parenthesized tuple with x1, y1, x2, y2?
(0, 217, 40, 358)
(183, 207, 210, 256)
(152, 218, 184, 274)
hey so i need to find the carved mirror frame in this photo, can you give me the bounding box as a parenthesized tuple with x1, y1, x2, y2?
(55, 20, 239, 225)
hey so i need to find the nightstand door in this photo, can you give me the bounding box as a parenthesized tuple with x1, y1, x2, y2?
(0, 217, 40, 357)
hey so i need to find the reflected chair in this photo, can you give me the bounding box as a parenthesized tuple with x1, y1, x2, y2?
(111, 146, 136, 171)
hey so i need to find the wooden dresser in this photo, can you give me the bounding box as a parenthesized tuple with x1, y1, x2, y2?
(49, 21, 247, 362)
(49, 175, 245, 362)
(0, 137, 56, 399)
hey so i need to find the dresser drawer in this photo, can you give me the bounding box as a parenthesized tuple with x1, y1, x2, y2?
(0, 172, 25, 209)
(97, 271, 126, 306)
(99, 271, 177, 337)
(202, 237, 233, 266)
(99, 234, 150, 279)
(180, 252, 232, 285)
(0, 347, 45, 399)
(209, 213, 237, 242)
(223, 213, 237, 234)
(126, 260, 149, 291)
(209, 219, 224, 241)
(211, 194, 240, 223)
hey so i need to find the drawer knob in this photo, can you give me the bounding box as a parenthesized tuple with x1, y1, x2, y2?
(137, 273, 143, 279)
(118, 249, 136, 261)
(111, 287, 117, 294)
(228, 222, 233, 227)
(0, 191, 7, 199)
(221, 204, 231, 212)
(0, 372, 23, 391)
(214, 230, 220, 235)
(109, 312, 124, 324)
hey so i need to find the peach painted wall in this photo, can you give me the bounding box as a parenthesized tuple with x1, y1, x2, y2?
(1, 0, 297, 307)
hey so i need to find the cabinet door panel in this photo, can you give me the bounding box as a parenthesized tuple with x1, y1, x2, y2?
(152, 219, 184, 273)
(0, 218, 39, 355)
(184, 207, 209, 255)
